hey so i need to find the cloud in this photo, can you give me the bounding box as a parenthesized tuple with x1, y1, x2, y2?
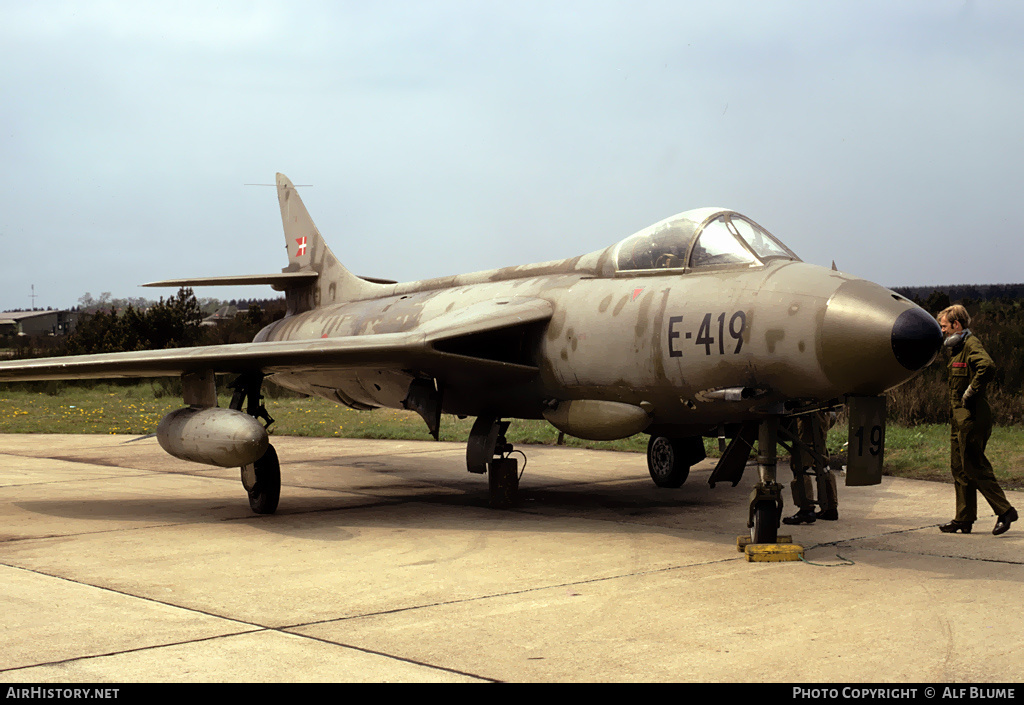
(3, 1, 1024, 310)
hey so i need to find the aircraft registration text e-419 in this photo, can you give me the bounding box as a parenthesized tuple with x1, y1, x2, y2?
(667, 311, 747, 357)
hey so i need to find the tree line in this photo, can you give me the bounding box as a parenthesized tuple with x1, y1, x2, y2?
(6, 289, 287, 358)
(892, 283, 1024, 304)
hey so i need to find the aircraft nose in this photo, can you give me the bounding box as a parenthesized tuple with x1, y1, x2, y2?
(820, 280, 941, 395)
(891, 307, 942, 371)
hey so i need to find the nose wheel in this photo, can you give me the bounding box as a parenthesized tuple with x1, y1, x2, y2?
(750, 500, 780, 544)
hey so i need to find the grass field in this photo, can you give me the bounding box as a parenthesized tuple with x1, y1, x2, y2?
(2, 384, 1022, 488)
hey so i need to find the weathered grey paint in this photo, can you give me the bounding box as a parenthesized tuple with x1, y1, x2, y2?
(156, 407, 269, 468)
(0, 174, 941, 444)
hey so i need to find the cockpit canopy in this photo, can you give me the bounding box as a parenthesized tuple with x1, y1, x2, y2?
(614, 209, 799, 273)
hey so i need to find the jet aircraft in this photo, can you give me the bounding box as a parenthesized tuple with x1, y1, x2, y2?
(0, 175, 943, 542)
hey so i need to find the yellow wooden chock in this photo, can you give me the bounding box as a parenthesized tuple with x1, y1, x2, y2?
(744, 543, 804, 562)
(736, 535, 792, 552)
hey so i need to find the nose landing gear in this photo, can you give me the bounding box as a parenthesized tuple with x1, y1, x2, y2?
(748, 417, 784, 544)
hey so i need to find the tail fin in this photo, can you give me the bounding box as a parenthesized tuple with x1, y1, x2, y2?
(277, 173, 386, 313)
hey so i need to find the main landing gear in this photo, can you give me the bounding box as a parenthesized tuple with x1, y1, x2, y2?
(646, 435, 706, 488)
(231, 374, 280, 515)
(467, 416, 521, 508)
(241, 444, 280, 514)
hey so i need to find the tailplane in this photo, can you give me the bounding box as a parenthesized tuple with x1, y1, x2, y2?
(276, 173, 387, 313)
(144, 174, 389, 312)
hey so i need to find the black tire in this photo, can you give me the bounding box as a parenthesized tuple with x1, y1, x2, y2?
(488, 457, 519, 509)
(751, 502, 779, 544)
(246, 444, 281, 515)
(646, 436, 699, 488)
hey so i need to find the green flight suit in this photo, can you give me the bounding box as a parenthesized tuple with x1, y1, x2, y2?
(947, 332, 1012, 523)
(788, 411, 838, 512)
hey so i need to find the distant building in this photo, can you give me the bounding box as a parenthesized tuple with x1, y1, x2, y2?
(0, 310, 77, 336)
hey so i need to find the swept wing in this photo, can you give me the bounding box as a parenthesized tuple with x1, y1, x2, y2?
(0, 297, 553, 382)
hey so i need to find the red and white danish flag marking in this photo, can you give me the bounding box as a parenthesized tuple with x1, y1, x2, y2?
(295, 236, 308, 257)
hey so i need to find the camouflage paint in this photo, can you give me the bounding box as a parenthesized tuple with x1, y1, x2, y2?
(0, 174, 941, 442)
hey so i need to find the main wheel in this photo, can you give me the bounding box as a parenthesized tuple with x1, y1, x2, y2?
(488, 457, 519, 509)
(243, 444, 280, 515)
(647, 436, 696, 488)
(751, 501, 779, 544)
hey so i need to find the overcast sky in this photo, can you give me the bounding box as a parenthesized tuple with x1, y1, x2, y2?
(2, 0, 1021, 311)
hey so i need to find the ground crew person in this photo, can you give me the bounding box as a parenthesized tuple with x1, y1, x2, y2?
(782, 410, 839, 525)
(937, 305, 1017, 535)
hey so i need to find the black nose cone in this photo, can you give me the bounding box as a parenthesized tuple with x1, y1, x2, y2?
(891, 308, 942, 371)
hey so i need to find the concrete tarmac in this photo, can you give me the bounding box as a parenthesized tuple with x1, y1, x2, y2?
(1, 433, 1021, 683)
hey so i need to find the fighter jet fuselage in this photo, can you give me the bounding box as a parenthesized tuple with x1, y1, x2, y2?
(255, 238, 936, 441)
(0, 174, 942, 540)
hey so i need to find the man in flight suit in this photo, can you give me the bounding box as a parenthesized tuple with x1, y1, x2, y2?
(782, 410, 839, 525)
(937, 305, 1017, 535)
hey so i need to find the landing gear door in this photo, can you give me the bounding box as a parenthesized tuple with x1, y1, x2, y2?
(846, 394, 886, 486)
